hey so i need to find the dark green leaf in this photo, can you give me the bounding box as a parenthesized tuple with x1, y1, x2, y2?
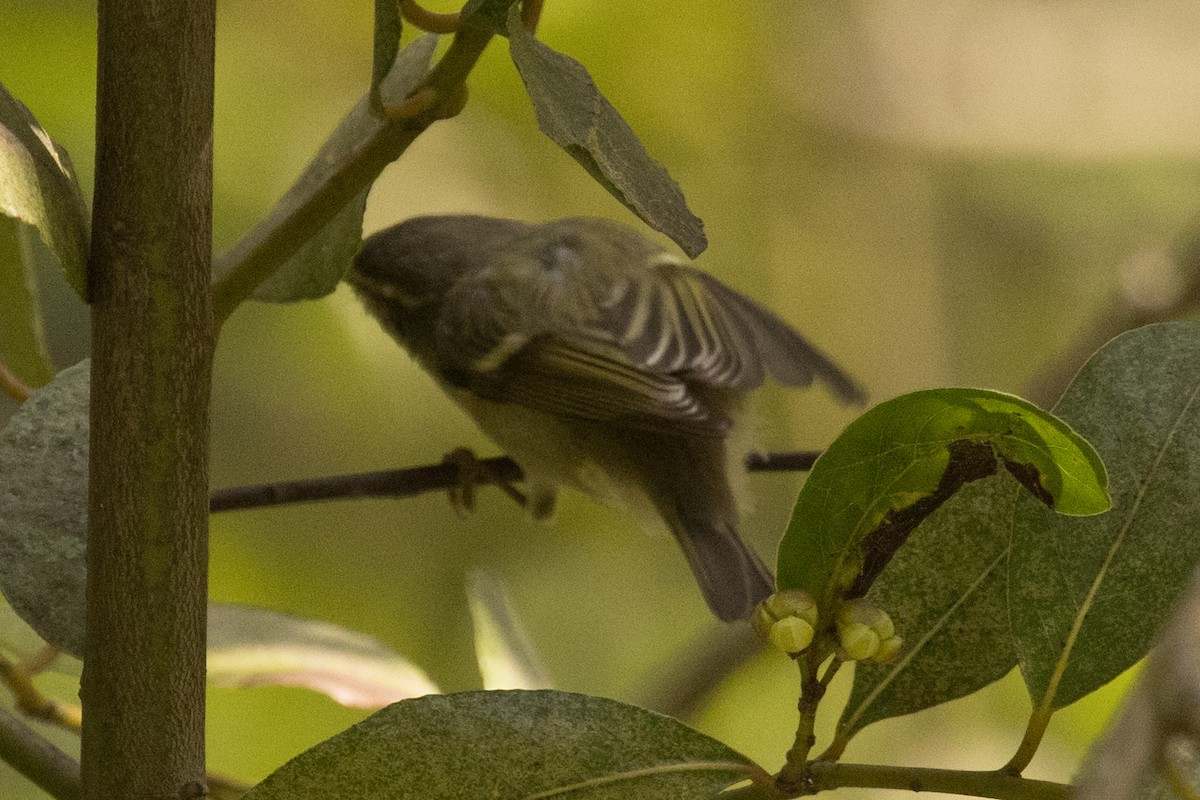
(242, 691, 753, 800)
(371, 0, 403, 114)
(248, 35, 438, 302)
(207, 603, 438, 708)
(0, 360, 89, 655)
(506, 7, 706, 258)
(835, 475, 1019, 742)
(0, 84, 88, 300)
(777, 388, 1109, 617)
(1010, 321, 1200, 710)
(0, 216, 54, 388)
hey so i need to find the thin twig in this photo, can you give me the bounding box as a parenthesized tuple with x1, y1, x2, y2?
(401, 0, 461, 34)
(521, 0, 544, 31)
(0, 355, 33, 403)
(209, 450, 821, 513)
(0, 654, 81, 734)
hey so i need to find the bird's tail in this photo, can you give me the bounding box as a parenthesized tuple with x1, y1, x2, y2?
(588, 428, 775, 622)
(644, 435, 775, 622)
(668, 511, 775, 622)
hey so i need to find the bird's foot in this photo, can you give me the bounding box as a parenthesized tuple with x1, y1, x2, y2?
(442, 447, 529, 514)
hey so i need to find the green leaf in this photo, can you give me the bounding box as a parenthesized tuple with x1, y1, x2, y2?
(0, 84, 88, 300)
(242, 691, 753, 800)
(1010, 321, 1200, 710)
(467, 570, 551, 690)
(0, 359, 89, 656)
(207, 603, 438, 708)
(248, 35, 438, 302)
(0, 216, 54, 388)
(834, 475, 1019, 742)
(777, 388, 1109, 616)
(371, 0, 403, 114)
(506, 7, 707, 258)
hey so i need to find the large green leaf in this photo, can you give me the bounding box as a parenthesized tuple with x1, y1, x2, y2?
(1010, 321, 1200, 710)
(506, 7, 706, 258)
(0, 360, 89, 655)
(0, 84, 88, 300)
(777, 388, 1109, 616)
(245, 35, 438, 302)
(0, 216, 53, 389)
(208, 603, 439, 708)
(834, 475, 1019, 743)
(242, 691, 754, 800)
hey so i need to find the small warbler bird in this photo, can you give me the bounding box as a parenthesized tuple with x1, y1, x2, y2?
(349, 215, 864, 622)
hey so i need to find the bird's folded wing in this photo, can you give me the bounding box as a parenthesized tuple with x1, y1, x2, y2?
(691, 271, 866, 404)
(604, 264, 865, 403)
(467, 335, 732, 438)
(601, 265, 768, 389)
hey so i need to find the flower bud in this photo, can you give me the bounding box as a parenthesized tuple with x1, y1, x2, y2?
(872, 635, 904, 663)
(837, 599, 895, 641)
(837, 622, 880, 661)
(768, 617, 816, 655)
(753, 590, 819, 656)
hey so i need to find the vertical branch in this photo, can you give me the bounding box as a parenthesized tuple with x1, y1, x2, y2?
(82, 1, 215, 798)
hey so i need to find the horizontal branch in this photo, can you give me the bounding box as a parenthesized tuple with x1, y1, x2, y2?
(209, 450, 821, 513)
(807, 762, 1072, 800)
(721, 763, 1072, 800)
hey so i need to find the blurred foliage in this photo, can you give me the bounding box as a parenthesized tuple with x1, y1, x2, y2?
(5, 0, 1200, 797)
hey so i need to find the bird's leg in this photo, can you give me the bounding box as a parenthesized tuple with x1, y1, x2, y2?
(442, 447, 529, 514)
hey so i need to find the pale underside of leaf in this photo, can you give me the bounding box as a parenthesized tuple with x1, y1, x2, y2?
(0, 84, 89, 298)
(467, 569, 551, 690)
(207, 602, 438, 708)
(506, 7, 706, 258)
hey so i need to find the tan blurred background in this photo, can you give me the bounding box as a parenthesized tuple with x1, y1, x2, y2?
(4, 0, 1198, 796)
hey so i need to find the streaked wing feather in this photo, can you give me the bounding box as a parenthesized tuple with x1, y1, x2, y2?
(602, 265, 766, 389)
(469, 336, 732, 438)
(693, 271, 866, 404)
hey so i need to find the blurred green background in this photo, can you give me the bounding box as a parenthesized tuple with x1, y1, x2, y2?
(4, 0, 1199, 796)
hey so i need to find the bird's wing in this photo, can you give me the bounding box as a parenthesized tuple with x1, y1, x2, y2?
(462, 334, 732, 438)
(603, 264, 866, 403)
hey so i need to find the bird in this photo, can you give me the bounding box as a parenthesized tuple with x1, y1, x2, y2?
(347, 215, 864, 621)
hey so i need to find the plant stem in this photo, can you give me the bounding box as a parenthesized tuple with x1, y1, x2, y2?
(0, 654, 81, 733)
(0, 707, 81, 800)
(806, 763, 1071, 800)
(1005, 706, 1052, 775)
(0, 355, 32, 402)
(81, 0, 216, 797)
(776, 649, 830, 792)
(209, 1, 519, 328)
(402, 0, 461, 33)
